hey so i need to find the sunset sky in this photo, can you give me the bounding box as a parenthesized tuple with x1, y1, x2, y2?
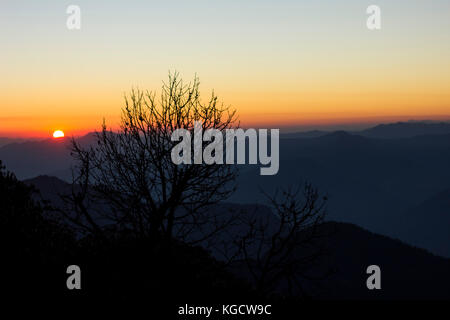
(1, 0, 450, 137)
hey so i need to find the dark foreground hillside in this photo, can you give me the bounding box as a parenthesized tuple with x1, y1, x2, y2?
(310, 222, 450, 300)
(14, 175, 450, 302)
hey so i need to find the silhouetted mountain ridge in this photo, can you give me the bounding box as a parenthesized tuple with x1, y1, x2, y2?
(311, 222, 450, 299)
(0, 133, 97, 180)
(359, 121, 450, 139)
(232, 129, 450, 257)
(281, 121, 450, 140)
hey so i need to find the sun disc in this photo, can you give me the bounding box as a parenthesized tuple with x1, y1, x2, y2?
(53, 130, 65, 138)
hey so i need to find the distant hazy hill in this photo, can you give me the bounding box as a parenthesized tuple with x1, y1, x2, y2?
(3, 122, 450, 180)
(281, 130, 328, 139)
(231, 130, 450, 257)
(0, 138, 72, 180)
(358, 121, 450, 139)
(0, 133, 97, 180)
(282, 121, 450, 140)
(0, 137, 41, 148)
(394, 188, 450, 258)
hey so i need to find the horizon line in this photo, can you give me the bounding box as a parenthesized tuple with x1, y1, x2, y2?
(1, 115, 450, 139)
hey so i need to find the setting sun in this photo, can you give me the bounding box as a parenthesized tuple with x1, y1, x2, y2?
(52, 130, 65, 139)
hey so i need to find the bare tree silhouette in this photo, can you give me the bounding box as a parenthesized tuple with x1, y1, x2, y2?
(233, 183, 329, 297)
(62, 72, 238, 242)
(56, 73, 330, 299)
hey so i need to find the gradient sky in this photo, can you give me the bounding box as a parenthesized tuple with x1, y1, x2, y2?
(1, 0, 450, 137)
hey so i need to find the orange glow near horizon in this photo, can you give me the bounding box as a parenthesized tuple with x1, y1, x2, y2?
(1, 108, 450, 139)
(1, 74, 450, 138)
